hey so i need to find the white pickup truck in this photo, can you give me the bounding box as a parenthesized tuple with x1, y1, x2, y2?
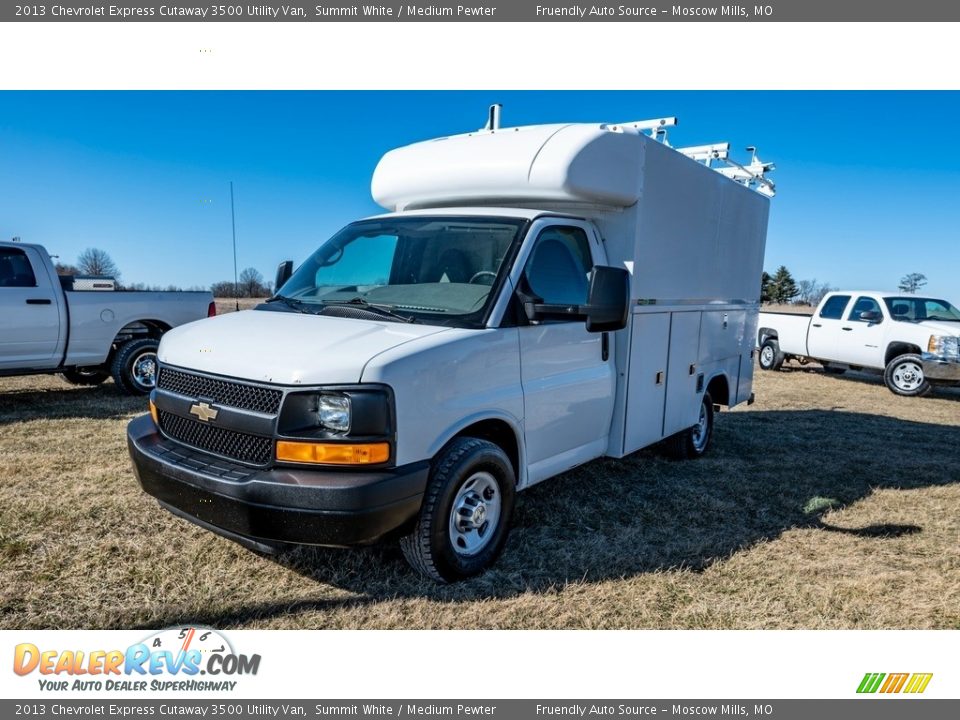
(127, 111, 773, 581)
(0, 241, 216, 394)
(758, 291, 960, 396)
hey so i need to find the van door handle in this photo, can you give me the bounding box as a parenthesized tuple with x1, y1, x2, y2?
(26, 298, 52, 305)
(812, 323, 822, 328)
(601, 332, 609, 361)
(842, 327, 853, 331)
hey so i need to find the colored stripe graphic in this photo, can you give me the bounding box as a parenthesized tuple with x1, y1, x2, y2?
(857, 673, 885, 693)
(904, 673, 933, 694)
(857, 672, 933, 694)
(880, 673, 909, 693)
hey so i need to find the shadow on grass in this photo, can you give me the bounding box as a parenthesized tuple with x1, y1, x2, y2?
(141, 408, 960, 628)
(0, 382, 142, 425)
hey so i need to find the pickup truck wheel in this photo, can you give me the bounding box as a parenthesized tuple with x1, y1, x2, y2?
(758, 339, 784, 371)
(884, 353, 932, 397)
(666, 392, 714, 460)
(60, 368, 110, 386)
(111, 338, 160, 395)
(400, 437, 515, 583)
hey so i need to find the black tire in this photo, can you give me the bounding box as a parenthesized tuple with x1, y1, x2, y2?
(60, 367, 110, 386)
(111, 338, 160, 396)
(883, 353, 931, 397)
(666, 392, 715, 460)
(823, 363, 847, 376)
(400, 437, 515, 583)
(758, 339, 784, 371)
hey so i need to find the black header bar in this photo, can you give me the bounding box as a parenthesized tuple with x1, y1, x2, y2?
(4, 1, 960, 22)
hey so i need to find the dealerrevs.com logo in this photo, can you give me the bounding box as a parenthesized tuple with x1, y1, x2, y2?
(13, 627, 261, 692)
(857, 673, 933, 694)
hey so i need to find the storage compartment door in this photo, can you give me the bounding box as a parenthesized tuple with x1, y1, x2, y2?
(663, 311, 703, 438)
(623, 312, 670, 454)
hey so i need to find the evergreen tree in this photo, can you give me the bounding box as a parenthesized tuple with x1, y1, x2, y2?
(769, 265, 799, 304)
(760, 271, 773, 303)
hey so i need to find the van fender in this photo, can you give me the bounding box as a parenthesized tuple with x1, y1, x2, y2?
(425, 410, 528, 489)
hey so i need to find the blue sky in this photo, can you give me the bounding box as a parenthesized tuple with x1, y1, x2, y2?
(1, 91, 959, 300)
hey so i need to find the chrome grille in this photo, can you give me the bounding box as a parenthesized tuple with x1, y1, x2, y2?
(158, 410, 273, 466)
(157, 367, 283, 415)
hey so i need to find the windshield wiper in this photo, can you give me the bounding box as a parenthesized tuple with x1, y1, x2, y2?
(322, 297, 417, 323)
(265, 295, 322, 315)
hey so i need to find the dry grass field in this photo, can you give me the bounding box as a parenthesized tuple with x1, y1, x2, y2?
(1, 314, 958, 629)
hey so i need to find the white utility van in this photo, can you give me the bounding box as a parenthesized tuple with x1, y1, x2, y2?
(127, 110, 773, 581)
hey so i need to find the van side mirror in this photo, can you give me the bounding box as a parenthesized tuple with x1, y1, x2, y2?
(859, 310, 882, 323)
(275, 261, 293, 293)
(520, 265, 630, 332)
(585, 265, 630, 332)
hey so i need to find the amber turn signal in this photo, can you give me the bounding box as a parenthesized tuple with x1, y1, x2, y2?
(149, 398, 159, 426)
(276, 441, 389, 465)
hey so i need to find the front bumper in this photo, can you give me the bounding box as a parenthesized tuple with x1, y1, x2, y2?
(922, 353, 960, 382)
(127, 414, 428, 548)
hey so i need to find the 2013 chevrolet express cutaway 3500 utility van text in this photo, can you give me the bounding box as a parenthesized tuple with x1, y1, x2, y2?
(127, 111, 774, 581)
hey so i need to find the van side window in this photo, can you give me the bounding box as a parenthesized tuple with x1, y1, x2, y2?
(0, 247, 37, 288)
(523, 227, 592, 306)
(848, 296, 882, 322)
(819, 295, 850, 320)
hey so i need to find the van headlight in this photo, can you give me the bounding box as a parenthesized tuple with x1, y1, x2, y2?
(318, 393, 351, 432)
(927, 335, 960, 359)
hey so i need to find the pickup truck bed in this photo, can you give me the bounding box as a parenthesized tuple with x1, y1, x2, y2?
(1, 241, 215, 394)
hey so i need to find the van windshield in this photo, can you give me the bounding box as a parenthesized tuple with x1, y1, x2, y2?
(271, 216, 527, 327)
(884, 297, 960, 323)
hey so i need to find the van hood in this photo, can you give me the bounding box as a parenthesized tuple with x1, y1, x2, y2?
(157, 309, 451, 385)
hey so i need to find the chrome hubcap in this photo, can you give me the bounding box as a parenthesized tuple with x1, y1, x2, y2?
(760, 346, 774, 365)
(132, 352, 158, 388)
(449, 471, 501, 557)
(892, 361, 924, 391)
(691, 402, 709, 452)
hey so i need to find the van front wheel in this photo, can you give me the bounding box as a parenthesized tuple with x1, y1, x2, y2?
(400, 437, 515, 583)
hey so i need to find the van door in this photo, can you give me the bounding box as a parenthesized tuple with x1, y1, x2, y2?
(514, 221, 616, 484)
(0, 245, 62, 369)
(806, 294, 851, 361)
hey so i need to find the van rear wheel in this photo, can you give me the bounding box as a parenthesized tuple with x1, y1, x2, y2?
(400, 437, 515, 583)
(666, 392, 714, 460)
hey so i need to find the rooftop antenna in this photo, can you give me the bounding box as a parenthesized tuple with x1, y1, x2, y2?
(230, 181, 239, 312)
(483, 103, 502, 131)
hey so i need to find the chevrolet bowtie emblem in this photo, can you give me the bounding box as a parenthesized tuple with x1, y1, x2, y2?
(189, 402, 219, 423)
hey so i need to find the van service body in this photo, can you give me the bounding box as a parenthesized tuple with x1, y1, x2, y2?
(127, 110, 773, 581)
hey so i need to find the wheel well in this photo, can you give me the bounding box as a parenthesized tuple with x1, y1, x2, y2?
(758, 327, 778, 345)
(885, 342, 921, 365)
(453, 419, 520, 480)
(706, 374, 730, 406)
(112, 320, 171, 346)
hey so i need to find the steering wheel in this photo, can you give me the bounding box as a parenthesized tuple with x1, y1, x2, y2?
(469, 271, 497, 285)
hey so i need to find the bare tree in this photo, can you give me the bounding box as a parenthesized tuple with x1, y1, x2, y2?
(54, 262, 80, 276)
(797, 278, 835, 306)
(77, 248, 120, 278)
(238, 267, 268, 298)
(898, 272, 927, 294)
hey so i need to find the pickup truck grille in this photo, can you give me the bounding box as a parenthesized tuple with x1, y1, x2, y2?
(157, 410, 273, 467)
(157, 367, 283, 415)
